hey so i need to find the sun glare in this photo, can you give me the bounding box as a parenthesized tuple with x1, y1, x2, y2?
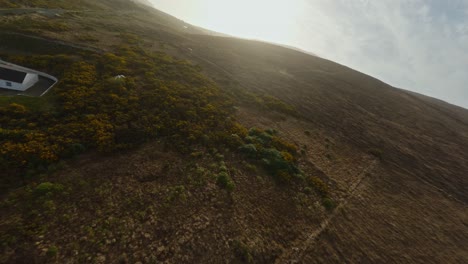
(186, 0, 306, 44)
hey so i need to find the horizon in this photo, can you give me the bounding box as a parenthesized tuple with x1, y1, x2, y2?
(148, 0, 468, 109)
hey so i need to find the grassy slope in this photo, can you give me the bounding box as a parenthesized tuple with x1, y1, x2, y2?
(186, 36, 468, 262)
(0, 0, 467, 263)
(188, 36, 468, 262)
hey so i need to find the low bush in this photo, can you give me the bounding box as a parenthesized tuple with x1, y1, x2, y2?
(166, 185, 187, 202)
(232, 88, 298, 116)
(306, 176, 329, 197)
(232, 240, 254, 263)
(239, 144, 258, 158)
(322, 197, 336, 211)
(216, 172, 235, 192)
(238, 128, 301, 184)
(368, 148, 383, 160)
(34, 182, 64, 196)
(46, 245, 58, 258)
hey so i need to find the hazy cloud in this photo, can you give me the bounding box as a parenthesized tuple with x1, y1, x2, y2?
(294, 0, 468, 108)
(150, 0, 468, 108)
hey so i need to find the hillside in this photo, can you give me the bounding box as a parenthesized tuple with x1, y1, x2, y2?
(1, 0, 467, 263)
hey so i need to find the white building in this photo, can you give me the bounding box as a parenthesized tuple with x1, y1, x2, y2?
(0, 64, 39, 91)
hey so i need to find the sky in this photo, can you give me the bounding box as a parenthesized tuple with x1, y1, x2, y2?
(148, 0, 468, 109)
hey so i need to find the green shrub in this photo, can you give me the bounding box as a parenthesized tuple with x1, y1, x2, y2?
(273, 170, 293, 183)
(244, 163, 257, 172)
(265, 128, 277, 135)
(238, 128, 300, 184)
(232, 240, 254, 263)
(47, 161, 66, 174)
(217, 172, 235, 192)
(218, 161, 228, 173)
(239, 144, 258, 158)
(261, 149, 299, 175)
(306, 176, 329, 197)
(34, 182, 64, 196)
(214, 153, 224, 161)
(322, 197, 336, 211)
(246, 128, 273, 145)
(262, 149, 289, 171)
(46, 246, 58, 258)
(368, 148, 383, 160)
(42, 200, 57, 211)
(167, 185, 187, 202)
(226, 133, 243, 148)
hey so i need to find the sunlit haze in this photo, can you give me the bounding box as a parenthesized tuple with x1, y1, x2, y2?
(149, 0, 468, 108)
(150, 0, 307, 48)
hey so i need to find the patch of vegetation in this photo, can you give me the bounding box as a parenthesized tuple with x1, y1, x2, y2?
(242, 161, 258, 172)
(238, 128, 301, 183)
(303, 186, 312, 194)
(213, 160, 235, 192)
(368, 148, 383, 160)
(34, 182, 64, 197)
(0, 36, 243, 186)
(232, 88, 298, 116)
(232, 239, 254, 263)
(166, 185, 187, 203)
(0, 0, 18, 7)
(306, 176, 330, 197)
(0, 17, 69, 33)
(322, 197, 336, 211)
(0, 95, 56, 112)
(46, 245, 58, 258)
(217, 172, 235, 192)
(75, 34, 100, 43)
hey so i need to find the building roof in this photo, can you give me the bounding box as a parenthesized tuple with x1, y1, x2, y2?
(0, 66, 27, 83)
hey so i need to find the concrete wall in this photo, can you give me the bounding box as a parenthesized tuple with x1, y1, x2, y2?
(0, 79, 23, 91)
(22, 73, 39, 90)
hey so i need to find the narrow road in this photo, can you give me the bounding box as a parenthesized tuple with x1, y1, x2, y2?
(0, 31, 105, 54)
(0, 8, 66, 16)
(0, 7, 138, 16)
